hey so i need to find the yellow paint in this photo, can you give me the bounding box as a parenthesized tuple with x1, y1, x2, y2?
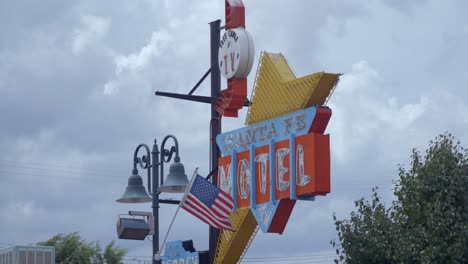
(214, 52, 340, 264)
(214, 208, 257, 264)
(246, 52, 340, 125)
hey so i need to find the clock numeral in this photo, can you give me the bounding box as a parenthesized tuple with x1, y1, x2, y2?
(224, 55, 228, 75)
(230, 52, 236, 72)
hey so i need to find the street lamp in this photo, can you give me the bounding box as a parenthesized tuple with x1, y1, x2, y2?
(116, 135, 189, 264)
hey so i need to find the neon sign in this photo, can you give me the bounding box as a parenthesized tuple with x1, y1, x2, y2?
(215, 0, 254, 117)
(216, 106, 331, 233)
(218, 28, 254, 79)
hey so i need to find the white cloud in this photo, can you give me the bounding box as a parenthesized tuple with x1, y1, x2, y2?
(103, 30, 173, 95)
(72, 15, 111, 54)
(11, 201, 35, 217)
(328, 60, 430, 163)
(103, 79, 118, 95)
(114, 30, 172, 75)
(337, 60, 382, 94)
(379, 95, 429, 128)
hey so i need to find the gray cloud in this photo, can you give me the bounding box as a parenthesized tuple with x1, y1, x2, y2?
(380, 0, 428, 13)
(0, 0, 467, 261)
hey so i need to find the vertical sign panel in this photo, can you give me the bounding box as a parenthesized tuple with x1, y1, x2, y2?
(274, 140, 291, 201)
(295, 133, 330, 196)
(236, 150, 250, 208)
(254, 145, 270, 205)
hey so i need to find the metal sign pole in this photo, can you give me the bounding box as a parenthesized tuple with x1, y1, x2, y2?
(209, 19, 222, 264)
(154, 18, 224, 264)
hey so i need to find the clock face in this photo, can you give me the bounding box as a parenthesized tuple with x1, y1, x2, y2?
(218, 28, 254, 79)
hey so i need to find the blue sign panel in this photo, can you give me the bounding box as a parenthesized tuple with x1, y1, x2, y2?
(161, 240, 199, 264)
(216, 107, 317, 156)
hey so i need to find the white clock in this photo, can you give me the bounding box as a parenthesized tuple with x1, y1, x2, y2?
(218, 28, 254, 79)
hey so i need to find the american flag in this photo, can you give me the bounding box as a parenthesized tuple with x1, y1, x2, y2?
(181, 174, 235, 231)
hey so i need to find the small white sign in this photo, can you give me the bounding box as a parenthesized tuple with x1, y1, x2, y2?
(218, 28, 254, 79)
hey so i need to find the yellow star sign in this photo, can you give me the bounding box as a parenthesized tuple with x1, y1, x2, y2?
(214, 52, 341, 264)
(246, 52, 341, 125)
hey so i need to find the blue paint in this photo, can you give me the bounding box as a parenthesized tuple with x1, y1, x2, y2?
(231, 149, 238, 210)
(160, 240, 199, 264)
(289, 133, 296, 200)
(250, 144, 256, 209)
(216, 107, 317, 155)
(251, 201, 278, 233)
(220, 108, 321, 232)
(269, 139, 276, 203)
(250, 139, 279, 233)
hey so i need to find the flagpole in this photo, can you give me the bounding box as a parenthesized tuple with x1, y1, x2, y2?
(155, 167, 199, 261)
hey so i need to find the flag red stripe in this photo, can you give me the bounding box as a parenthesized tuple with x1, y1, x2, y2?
(219, 190, 234, 203)
(180, 174, 235, 231)
(216, 197, 233, 213)
(185, 195, 231, 225)
(183, 200, 232, 230)
(211, 202, 231, 218)
(182, 197, 234, 230)
(185, 205, 234, 231)
(182, 202, 219, 227)
(184, 195, 231, 225)
(219, 190, 234, 202)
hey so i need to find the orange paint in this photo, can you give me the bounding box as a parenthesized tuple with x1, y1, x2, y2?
(254, 145, 270, 205)
(217, 132, 330, 207)
(295, 133, 330, 196)
(236, 150, 251, 208)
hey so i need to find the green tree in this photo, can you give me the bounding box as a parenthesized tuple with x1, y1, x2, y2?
(104, 240, 127, 264)
(38, 232, 127, 264)
(332, 133, 468, 263)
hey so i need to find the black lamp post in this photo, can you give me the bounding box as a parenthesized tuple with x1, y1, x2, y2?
(116, 135, 189, 264)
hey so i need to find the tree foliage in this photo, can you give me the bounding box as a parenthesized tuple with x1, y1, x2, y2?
(104, 240, 127, 264)
(38, 232, 127, 264)
(332, 133, 468, 263)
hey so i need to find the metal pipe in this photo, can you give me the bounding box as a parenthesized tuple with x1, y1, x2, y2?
(160, 135, 180, 187)
(128, 211, 153, 217)
(188, 68, 212, 95)
(151, 139, 161, 264)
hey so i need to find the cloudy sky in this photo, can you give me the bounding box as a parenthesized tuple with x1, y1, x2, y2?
(1, 0, 467, 263)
